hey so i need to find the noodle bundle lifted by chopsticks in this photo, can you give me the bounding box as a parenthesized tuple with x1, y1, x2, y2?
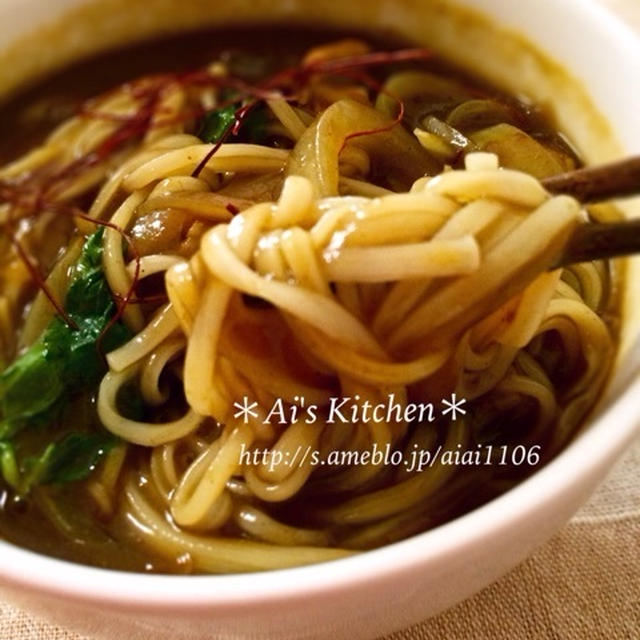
(0, 37, 615, 572)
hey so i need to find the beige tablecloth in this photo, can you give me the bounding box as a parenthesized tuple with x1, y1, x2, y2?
(1, 0, 640, 638)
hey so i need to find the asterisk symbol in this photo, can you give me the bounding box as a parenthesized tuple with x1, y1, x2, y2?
(233, 396, 259, 423)
(441, 393, 467, 421)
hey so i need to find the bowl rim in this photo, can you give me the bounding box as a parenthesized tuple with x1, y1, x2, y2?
(0, 0, 639, 612)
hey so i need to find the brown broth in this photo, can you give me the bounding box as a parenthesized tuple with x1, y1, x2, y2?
(0, 25, 599, 572)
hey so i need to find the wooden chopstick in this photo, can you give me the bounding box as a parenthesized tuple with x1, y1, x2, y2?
(541, 155, 640, 203)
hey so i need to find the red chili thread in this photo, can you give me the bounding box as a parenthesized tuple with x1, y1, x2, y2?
(189, 47, 432, 173)
(64, 207, 142, 345)
(191, 99, 259, 178)
(0, 80, 163, 329)
(0, 46, 433, 333)
(8, 229, 79, 330)
(340, 99, 406, 153)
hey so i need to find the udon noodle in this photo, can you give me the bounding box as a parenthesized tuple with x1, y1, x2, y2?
(0, 34, 616, 572)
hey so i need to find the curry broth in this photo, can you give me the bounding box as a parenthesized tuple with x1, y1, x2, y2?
(0, 26, 610, 572)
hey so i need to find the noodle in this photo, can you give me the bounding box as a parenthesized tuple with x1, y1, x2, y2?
(0, 33, 616, 574)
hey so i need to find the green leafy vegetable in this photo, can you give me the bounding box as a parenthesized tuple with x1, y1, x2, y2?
(0, 341, 63, 436)
(0, 229, 131, 492)
(0, 442, 18, 490)
(198, 101, 269, 145)
(30, 432, 118, 486)
(198, 104, 237, 143)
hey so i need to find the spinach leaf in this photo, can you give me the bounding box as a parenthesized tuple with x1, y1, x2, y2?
(29, 432, 118, 486)
(198, 101, 269, 145)
(0, 229, 131, 492)
(0, 442, 18, 490)
(198, 104, 237, 143)
(0, 341, 63, 430)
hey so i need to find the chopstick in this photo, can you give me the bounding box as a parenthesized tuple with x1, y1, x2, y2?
(541, 156, 640, 267)
(555, 218, 640, 267)
(541, 155, 640, 203)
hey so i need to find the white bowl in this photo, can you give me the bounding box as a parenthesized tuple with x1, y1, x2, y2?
(0, 1, 638, 639)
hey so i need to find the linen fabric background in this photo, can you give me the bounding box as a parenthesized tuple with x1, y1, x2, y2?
(0, 0, 639, 638)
